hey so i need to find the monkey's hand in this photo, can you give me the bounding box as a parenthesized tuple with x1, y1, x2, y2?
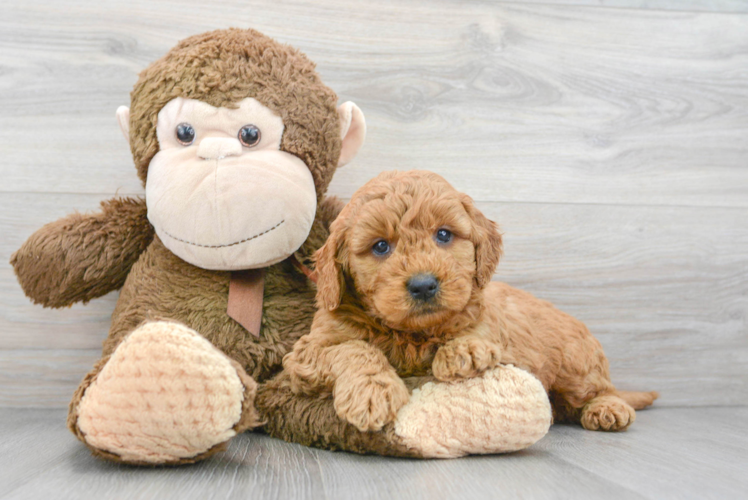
(11, 197, 153, 308)
(432, 335, 502, 382)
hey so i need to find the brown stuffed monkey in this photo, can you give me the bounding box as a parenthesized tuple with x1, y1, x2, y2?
(11, 28, 551, 465)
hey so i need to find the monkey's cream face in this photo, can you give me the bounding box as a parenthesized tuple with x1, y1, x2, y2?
(145, 97, 317, 270)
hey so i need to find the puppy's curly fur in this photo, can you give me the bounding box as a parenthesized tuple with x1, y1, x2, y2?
(283, 170, 658, 432)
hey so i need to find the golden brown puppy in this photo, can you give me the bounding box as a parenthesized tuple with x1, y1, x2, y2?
(283, 170, 658, 433)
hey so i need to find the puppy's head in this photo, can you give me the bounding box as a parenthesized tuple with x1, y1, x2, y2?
(316, 170, 502, 330)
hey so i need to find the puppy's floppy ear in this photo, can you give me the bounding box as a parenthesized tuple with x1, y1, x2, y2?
(461, 194, 503, 288)
(314, 219, 347, 311)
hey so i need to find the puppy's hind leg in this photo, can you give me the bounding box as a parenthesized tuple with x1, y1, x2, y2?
(552, 362, 639, 432)
(579, 389, 658, 431)
(580, 393, 636, 432)
(555, 373, 657, 431)
(551, 332, 650, 431)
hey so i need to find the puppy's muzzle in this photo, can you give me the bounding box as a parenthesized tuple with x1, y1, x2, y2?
(407, 273, 439, 302)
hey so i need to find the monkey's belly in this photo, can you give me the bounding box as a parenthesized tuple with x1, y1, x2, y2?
(105, 237, 316, 381)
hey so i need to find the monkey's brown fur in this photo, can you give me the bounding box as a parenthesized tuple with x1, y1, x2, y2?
(11, 198, 154, 308)
(283, 171, 658, 433)
(9, 29, 363, 464)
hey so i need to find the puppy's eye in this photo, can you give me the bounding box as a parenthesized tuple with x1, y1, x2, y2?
(238, 124, 261, 148)
(435, 228, 453, 244)
(372, 240, 391, 256)
(175, 123, 196, 146)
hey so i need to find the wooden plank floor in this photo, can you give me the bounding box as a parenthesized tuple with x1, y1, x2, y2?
(2, 0, 747, 410)
(1, 407, 746, 500)
(1, 0, 747, 498)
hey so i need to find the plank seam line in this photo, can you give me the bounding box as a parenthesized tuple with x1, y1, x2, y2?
(494, 1, 748, 16)
(4, 192, 748, 211)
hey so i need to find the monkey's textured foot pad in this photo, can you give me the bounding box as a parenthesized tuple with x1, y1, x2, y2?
(394, 365, 551, 458)
(76, 321, 251, 464)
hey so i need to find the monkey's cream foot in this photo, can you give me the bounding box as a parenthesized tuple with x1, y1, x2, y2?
(74, 321, 259, 464)
(393, 365, 551, 458)
(580, 394, 636, 432)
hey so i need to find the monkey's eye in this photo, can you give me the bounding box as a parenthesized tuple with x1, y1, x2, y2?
(372, 240, 391, 256)
(239, 124, 261, 148)
(175, 123, 195, 146)
(435, 228, 453, 244)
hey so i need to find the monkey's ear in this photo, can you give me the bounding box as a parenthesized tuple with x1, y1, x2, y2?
(337, 102, 366, 167)
(116, 106, 130, 142)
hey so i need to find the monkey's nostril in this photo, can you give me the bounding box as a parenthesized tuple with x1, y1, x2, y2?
(407, 273, 439, 301)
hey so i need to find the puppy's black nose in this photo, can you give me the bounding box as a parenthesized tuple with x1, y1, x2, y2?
(407, 274, 439, 301)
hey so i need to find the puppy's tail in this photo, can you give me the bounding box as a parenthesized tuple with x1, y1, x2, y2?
(616, 390, 659, 410)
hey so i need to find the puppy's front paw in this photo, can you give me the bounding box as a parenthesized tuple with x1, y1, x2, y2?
(432, 337, 501, 382)
(333, 372, 410, 432)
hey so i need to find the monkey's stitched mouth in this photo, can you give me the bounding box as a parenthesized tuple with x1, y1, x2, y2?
(161, 220, 285, 249)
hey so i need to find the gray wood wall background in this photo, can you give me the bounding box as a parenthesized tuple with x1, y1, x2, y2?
(1, 0, 746, 409)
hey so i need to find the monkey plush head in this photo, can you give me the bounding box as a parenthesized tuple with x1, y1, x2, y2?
(116, 28, 365, 270)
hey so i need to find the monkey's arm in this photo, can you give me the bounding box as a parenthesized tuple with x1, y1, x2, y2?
(11, 197, 153, 308)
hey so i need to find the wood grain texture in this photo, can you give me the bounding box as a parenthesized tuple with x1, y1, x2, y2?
(1, 1, 746, 409)
(2, 194, 746, 407)
(540, 407, 748, 499)
(1, 407, 746, 499)
(0, 1, 747, 207)
(0, 350, 100, 407)
(499, 0, 748, 13)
